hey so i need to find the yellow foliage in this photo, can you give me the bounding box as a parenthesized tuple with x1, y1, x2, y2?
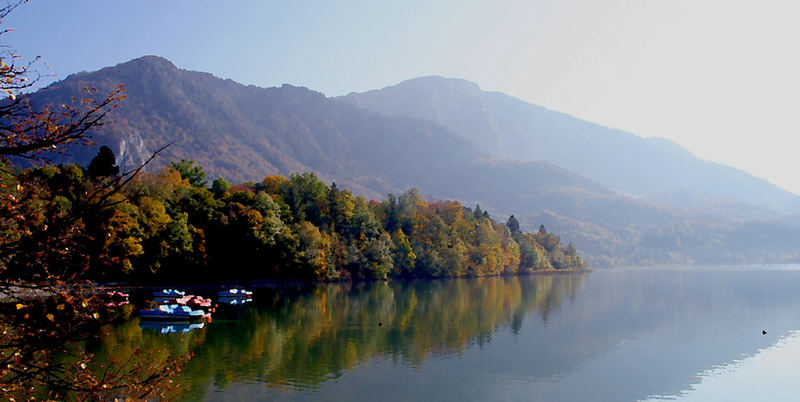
(137, 196, 171, 237)
(261, 175, 289, 194)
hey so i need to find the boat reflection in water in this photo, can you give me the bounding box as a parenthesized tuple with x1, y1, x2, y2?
(138, 321, 206, 335)
(216, 297, 253, 306)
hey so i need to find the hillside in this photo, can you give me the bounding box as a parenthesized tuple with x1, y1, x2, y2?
(26, 56, 655, 223)
(20, 56, 800, 266)
(29, 56, 488, 199)
(339, 76, 800, 215)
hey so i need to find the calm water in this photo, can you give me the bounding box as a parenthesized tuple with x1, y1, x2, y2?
(96, 266, 800, 401)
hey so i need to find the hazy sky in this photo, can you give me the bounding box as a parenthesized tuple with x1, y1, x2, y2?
(6, 1, 800, 194)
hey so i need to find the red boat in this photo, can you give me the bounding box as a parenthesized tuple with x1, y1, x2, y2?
(100, 291, 130, 308)
(153, 293, 212, 309)
(185, 295, 212, 309)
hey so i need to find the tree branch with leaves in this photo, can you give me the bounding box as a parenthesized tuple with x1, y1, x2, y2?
(0, 2, 185, 399)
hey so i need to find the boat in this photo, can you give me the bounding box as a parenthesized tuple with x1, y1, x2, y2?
(217, 288, 253, 300)
(154, 294, 212, 309)
(99, 290, 129, 308)
(137, 304, 210, 321)
(152, 289, 187, 304)
(184, 295, 212, 309)
(153, 289, 185, 297)
(96, 291, 134, 321)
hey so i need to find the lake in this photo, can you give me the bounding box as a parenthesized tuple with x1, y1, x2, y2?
(97, 266, 800, 401)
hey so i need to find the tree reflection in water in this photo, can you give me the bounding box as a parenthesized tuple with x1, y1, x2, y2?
(87, 274, 586, 399)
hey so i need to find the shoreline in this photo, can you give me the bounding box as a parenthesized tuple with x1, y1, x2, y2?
(95, 268, 592, 290)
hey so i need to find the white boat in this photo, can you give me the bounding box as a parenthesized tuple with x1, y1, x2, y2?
(217, 288, 253, 300)
(138, 304, 209, 321)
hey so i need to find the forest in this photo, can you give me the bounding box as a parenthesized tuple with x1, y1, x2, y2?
(2, 149, 585, 285)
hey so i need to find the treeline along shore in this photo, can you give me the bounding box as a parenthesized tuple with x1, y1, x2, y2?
(3, 149, 586, 284)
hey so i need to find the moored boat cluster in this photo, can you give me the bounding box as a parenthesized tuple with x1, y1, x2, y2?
(136, 288, 254, 333)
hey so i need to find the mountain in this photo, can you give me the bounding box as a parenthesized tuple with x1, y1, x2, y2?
(20, 56, 800, 266)
(27, 56, 659, 220)
(339, 76, 800, 214)
(29, 56, 488, 199)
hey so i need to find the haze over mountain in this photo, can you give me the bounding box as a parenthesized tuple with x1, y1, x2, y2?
(20, 56, 800, 266)
(340, 76, 800, 215)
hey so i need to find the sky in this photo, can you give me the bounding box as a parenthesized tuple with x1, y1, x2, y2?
(6, 0, 800, 194)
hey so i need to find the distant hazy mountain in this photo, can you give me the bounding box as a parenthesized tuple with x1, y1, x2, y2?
(339, 76, 800, 214)
(20, 56, 800, 266)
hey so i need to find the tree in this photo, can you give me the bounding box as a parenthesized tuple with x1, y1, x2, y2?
(564, 241, 578, 257)
(327, 183, 354, 232)
(506, 215, 520, 234)
(390, 229, 416, 277)
(0, 3, 182, 398)
(86, 145, 120, 178)
(360, 232, 394, 279)
(211, 176, 231, 198)
(169, 159, 207, 188)
(294, 221, 330, 279)
(473, 203, 483, 220)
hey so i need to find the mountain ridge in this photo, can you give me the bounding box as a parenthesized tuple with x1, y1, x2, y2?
(29, 55, 613, 202)
(339, 76, 799, 213)
(19, 55, 800, 266)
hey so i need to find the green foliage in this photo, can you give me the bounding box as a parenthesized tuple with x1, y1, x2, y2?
(169, 159, 207, 188)
(506, 214, 520, 234)
(295, 221, 331, 279)
(281, 172, 329, 226)
(391, 229, 417, 276)
(3, 160, 587, 283)
(211, 177, 231, 198)
(473, 204, 483, 220)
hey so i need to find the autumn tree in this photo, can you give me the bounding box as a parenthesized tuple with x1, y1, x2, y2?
(390, 229, 416, 276)
(0, 3, 184, 399)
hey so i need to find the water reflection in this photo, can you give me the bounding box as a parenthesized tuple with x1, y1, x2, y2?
(91, 267, 800, 401)
(139, 321, 206, 334)
(217, 298, 253, 306)
(179, 274, 586, 399)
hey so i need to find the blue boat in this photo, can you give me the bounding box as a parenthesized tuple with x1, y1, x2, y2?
(218, 288, 253, 300)
(153, 288, 185, 297)
(138, 304, 209, 321)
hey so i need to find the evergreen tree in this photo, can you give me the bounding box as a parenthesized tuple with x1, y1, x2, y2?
(211, 177, 231, 198)
(506, 215, 520, 234)
(169, 159, 207, 188)
(565, 241, 578, 257)
(86, 145, 120, 178)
